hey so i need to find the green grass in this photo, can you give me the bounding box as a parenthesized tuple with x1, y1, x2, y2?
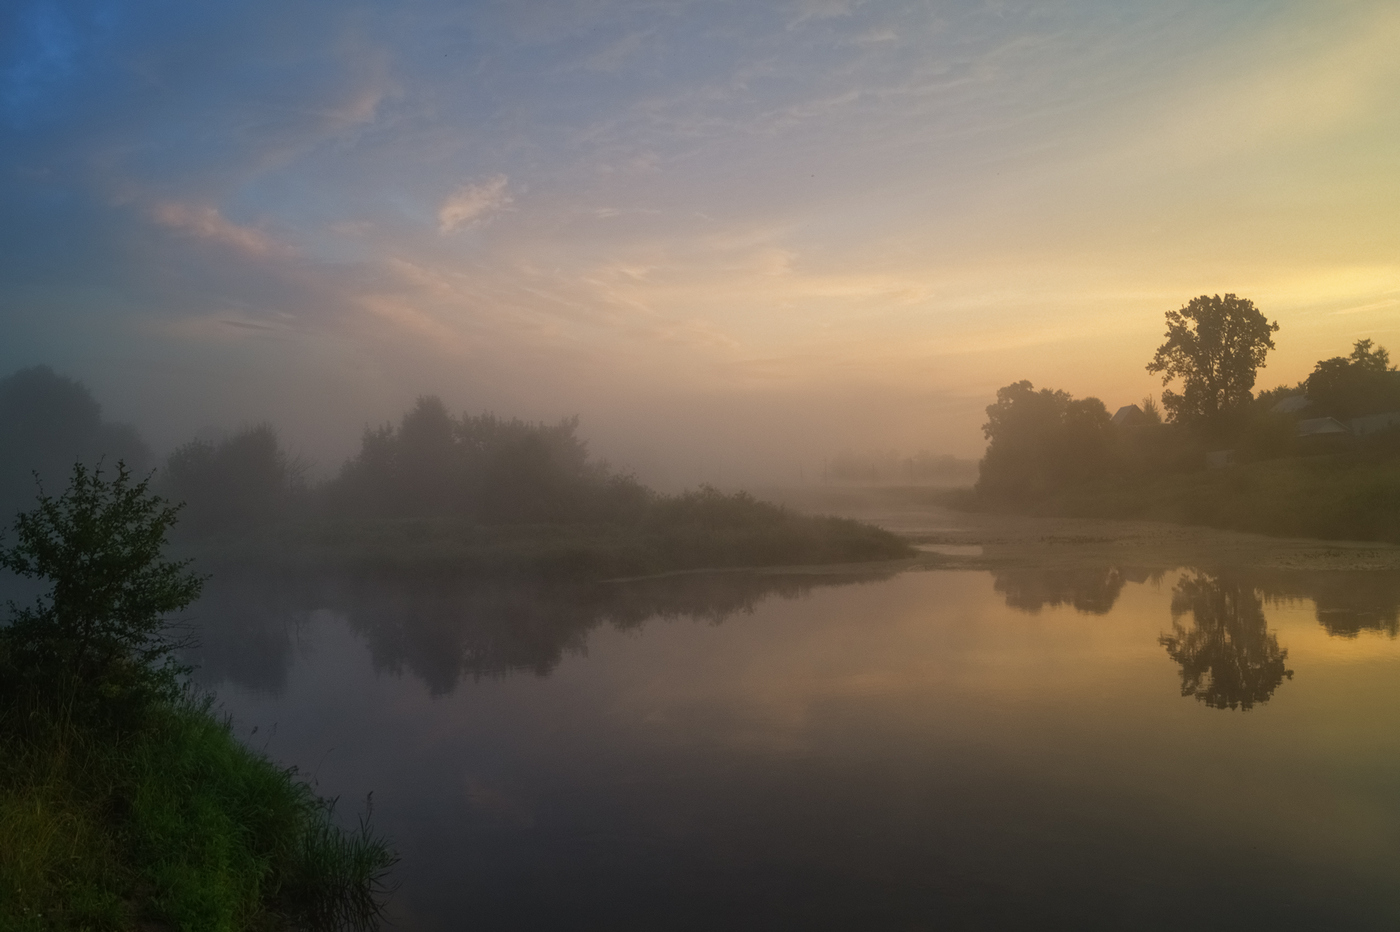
(181, 488, 916, 578)
(0, 690, 396, 931)
(974, 454, 1400, 544)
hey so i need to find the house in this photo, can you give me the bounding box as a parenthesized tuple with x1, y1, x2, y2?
(1111, 404, 1144, 427)
(1297, 417, 1350, 438)
(1350, 411, 1400, 437)
(1271, 395, 1311, 415)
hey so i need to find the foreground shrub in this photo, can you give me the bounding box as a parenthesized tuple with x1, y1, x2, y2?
(0, 461, 397, 930)
(0, 462, 202, 716)
(0, 692, 396, 931)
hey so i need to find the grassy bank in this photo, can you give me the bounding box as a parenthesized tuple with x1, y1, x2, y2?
(962, 453, 1400, 544)
(180, 489, 916, 577)
(0, 464, 396, 931)
(0, 688, 395, 931)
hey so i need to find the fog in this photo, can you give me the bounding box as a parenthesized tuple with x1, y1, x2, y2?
(0, 349, 998, 494)
(3, 0, 1395, 492)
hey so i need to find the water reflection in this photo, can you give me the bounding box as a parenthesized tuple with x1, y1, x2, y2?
(1159, 573, 1293, 711)
(1254, 571, 1400, 639)
(991, 565, 1159, 615)
(186, 568, 892, 696)
(184, 558, 1400, 715)
(989, 561, 1400, 641)
(986, 561, 1400, 710)
(204, 565, 1400, 930)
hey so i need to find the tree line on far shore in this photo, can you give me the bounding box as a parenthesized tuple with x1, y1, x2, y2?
(0, 374, 657, 537)
(976, 294, 1400, 503)
(158, 397, 662, 536)
(0, 372, 911, 571)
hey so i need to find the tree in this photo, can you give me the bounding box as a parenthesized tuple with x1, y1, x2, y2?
(0, 461, 204, 704)
(164, 424, 300, 533)
(331, 396, 624, 523)
(1305, 339, 1400, 421)
(1146, 294, 1278, 434)
(0, 365, 151, 517)
(977, 381, 1113, 500)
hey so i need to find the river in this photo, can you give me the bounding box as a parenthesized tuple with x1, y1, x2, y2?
(186, 504, 1400, 930)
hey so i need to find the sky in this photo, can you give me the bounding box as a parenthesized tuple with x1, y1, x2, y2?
(2, 0, 1396, 486)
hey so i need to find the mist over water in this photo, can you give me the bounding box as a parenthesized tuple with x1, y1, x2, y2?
(4, 1, 1400, 926)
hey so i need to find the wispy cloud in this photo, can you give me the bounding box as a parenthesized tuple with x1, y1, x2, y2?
(438, 176, 513, 233)
(150, 202, 277, 255)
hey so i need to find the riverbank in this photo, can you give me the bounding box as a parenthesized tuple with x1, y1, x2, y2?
(1017, 453, 1400, 545)
(175, 502, 915, 578)
(763, 450, 1400, 556)
(0, 689, 395, 931)
(759, 484, 1400, 574)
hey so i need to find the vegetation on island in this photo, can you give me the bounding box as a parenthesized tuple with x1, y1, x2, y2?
(0, 370, 912, 577)
(159, 396, 913, 574)
(968, 294, 1400, 543)
(0, 463, 396, 931)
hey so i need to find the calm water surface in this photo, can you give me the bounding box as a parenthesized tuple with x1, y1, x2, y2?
(190, 563, 1400, 930)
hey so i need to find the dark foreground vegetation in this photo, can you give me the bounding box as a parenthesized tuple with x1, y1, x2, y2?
(0, 464, 395, 931)
(968, 295, 1400, 543)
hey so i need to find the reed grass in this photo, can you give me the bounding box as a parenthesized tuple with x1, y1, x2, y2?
(0, 688, 396, 931)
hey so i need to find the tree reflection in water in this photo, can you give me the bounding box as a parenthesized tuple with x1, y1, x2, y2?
(1160, 574, 1293, 711)
(340, 571, 868, 696)
(184, 567, 893, 697)
(1253, 570, 1400, 639)
(990, 565, 1162, 615)
(987, 562, 1302, 710)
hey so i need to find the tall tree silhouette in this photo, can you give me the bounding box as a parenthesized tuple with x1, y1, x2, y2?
(1147, 294, 1278, 437)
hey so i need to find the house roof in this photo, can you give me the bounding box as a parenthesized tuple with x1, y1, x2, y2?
(1111, 404, 1142, 426)
(1297, 417, 1350, 437)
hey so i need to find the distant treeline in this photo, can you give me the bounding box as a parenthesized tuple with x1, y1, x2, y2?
(972, 295, 1400, 543)
(978, 338, 1400, 504)
(159, 397, 652, 533)
(0, 373, 911, 574)
(0, 367, 150, 519)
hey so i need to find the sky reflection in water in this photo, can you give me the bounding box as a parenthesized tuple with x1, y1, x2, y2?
(192, 566, 1400, 930)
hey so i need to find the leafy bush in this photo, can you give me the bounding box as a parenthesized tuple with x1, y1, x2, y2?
(0, 461, 398, 929)
(0, 462, 203, 713)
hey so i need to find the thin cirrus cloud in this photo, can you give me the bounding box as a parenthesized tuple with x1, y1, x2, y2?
(438, 177, 513, 234)
(150, 203, 278, 256)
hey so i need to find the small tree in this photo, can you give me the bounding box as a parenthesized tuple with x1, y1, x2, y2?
(0, 461, 204, 704)
(1147, 294, 1278, 436)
